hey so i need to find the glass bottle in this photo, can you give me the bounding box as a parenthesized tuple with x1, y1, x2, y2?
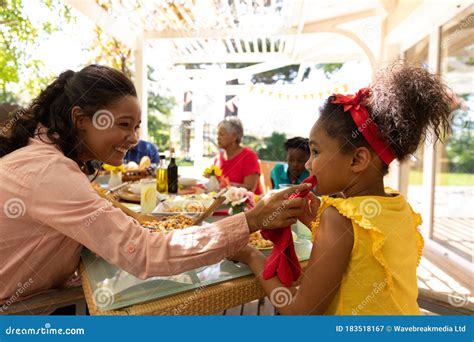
(156, 154, 168, 194)
(167, 148, 178, 194)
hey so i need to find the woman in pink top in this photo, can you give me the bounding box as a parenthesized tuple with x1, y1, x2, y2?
(0, 65, 311, 303)
(215, 116, 262, 194)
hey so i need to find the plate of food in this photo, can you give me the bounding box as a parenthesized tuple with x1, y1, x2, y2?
(142, 214, 195, 233)
(152, 194, 215, 215)
(117, 181, 206, 203)
(249, 231, 298, 250)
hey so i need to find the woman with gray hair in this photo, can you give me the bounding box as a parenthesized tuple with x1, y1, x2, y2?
(214, 116, 262, 194)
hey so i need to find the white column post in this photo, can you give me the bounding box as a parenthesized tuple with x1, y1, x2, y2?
(192, 77, 205, 173)
(423, 26, 441, 237)
(134, 34, 148, 140)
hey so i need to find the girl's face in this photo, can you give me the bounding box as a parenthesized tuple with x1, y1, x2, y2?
(305, 121, 354, 196)
(287, 148, 309, 179)
(217, 126, 237, 149)
(78, 96, 141, 166)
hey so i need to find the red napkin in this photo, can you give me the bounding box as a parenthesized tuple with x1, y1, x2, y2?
(261, 175, 317, 287)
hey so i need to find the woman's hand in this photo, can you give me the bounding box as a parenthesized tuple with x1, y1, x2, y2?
(244, 183, 312, 232)
(219, 176, 230, 188)
(228, 245, 265, 265)
(297, 192, 321, 228)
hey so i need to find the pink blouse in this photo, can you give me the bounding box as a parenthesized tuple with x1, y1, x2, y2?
(0, 132, 249, 302)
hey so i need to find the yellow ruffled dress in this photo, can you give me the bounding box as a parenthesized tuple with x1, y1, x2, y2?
(311, 189, 424, 315)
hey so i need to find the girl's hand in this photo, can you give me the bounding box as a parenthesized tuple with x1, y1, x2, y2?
(228, 245, 264, 265)
(297, 192, 321, 228)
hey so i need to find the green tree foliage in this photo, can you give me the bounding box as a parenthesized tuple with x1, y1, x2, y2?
(250, 63, 343, 84)
(242, 134, 261, 154)
(447, 130, 474, 173)
(251, 65, 301, 84)
(446, 108, 474, 173)
(86, 0, 176, 148)
(147, 90, 176, 152)
(0, 0, 72, 102)
(244, 132, 287, 161)
(146, 66, 176, 152)
(187, 62, 343, 85)
(87, 1, 133, 77)
(316, 63, 343, 77)
(89, 25, 133, 78)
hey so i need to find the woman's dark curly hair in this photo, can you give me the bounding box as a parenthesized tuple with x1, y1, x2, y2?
(284, 137, 310, 155)
(318, 63, 455, 174)
(0, 65, 137, 173)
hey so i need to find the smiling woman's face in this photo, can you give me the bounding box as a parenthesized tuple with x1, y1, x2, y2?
(77, 96, 141, 166)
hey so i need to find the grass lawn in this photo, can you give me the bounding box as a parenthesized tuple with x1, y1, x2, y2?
(409, 170, 474, 186)
(176, 158, 194, 167)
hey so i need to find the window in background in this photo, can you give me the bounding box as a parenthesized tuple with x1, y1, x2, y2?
(434, 9, 474, 261)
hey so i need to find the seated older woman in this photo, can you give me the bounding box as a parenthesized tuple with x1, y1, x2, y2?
(214, 116, 262, 194)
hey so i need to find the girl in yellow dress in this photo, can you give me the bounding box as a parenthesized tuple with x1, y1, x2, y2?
(231, 63, 454, 315)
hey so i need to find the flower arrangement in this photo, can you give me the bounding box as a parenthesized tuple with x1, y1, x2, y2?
(204, 165, 222, 192)
(102, 164, 126, 174)
(224, 187, 256, 214)
(203, 164, 222, 177)
(102, 164, 126, 189)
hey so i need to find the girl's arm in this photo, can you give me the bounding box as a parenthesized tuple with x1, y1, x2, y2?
(234, 206, 354, 315)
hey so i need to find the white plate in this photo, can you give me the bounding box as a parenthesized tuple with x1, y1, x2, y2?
(178, 177, 198, 187)
(121, 202, 141, 213)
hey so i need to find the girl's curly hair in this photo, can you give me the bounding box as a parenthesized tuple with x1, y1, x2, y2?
(318, 63, 455, 173)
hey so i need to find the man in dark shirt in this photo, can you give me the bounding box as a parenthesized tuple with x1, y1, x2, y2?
(124, 140, 160, 164)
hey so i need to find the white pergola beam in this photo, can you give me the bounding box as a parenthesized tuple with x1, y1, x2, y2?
(169, 52, 292, 64)
(235, 38, 244, 54)
(297, 52, 366, 64)
(144, 9, 378, 40)
(145, 27, 295, 39)
(176, 61, 296, 82)
(65, 0, 137, 49)
(244, 39, 252, 53)
(253, 37, 260, 53)
(384, 0, 471, 50)
(302, 9, 379, 33)
(225, 39, 237, 53)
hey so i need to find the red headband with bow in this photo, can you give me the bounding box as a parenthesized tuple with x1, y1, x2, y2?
(332, 87, 395, 165)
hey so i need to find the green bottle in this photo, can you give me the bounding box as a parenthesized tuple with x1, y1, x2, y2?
(167, 148, 178, 194)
